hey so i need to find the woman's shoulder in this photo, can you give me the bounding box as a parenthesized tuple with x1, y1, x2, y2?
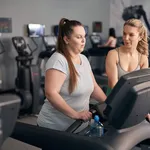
(138, 53, 149, 69)
(106, 48, 119, 64)
(50, 52, 67, 62)
(107, 48, 118, 56)
(46, 52, 69, 73)
(139, 54, 148, 64)
(80, 53, 88, 60)
(52, 51, 66, 59)
(109, 36, 117, 40)
(46, 52, 68, 66)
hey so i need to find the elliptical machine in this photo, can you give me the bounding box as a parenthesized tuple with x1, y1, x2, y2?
(12, 36, 44, 116)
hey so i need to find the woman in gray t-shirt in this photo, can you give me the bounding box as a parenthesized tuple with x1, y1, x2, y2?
(37, 18, 106, 131)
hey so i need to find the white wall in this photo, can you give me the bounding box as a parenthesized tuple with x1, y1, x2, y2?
(0, 0, 110, 38)
(131, 0, 150, 35)
(110, 0, 131, 36)
(0, 0, 110, 89)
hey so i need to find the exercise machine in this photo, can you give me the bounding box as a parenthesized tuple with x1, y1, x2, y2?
(0, 94, 20, 148)
(11, 68, 150, 150)
(12, 36, 44, 115)
(0, 39, 6, 90)
(37, 35, 56, 88)
(122, 5, 150, 32)
(0, 39, 20, 148)
(88, 47, 114, 91)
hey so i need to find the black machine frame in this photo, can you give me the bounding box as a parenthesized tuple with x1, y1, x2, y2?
(10, 69, 150, 150)
(12, 36, 44, 115)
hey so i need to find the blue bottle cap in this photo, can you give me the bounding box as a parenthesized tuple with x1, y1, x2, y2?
(94, 115, 99, 122)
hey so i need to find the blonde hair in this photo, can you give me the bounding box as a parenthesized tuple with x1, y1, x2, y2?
(124, 19, 149, 56)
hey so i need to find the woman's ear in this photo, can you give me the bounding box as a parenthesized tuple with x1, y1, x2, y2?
(63, 36, 69, 44)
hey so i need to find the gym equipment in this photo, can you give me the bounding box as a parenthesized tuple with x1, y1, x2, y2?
(122, 5, 150, 32)
(0, 40, 5, 54)
(11, 69, 150, 150)
(37, 35, 56, 88)
(67, 68, 150, 149)
(0, 39, 6, 90)
(0, 38, 21, 148)
(102, 68, 150, 149)
(12, 36, 44, 115)
(0, 94, 20, 148)
(88, 47, 114, 87)
(90, 33, 102, 48)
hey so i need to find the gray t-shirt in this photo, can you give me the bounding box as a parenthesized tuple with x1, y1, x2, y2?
(37, 52, 94, 131)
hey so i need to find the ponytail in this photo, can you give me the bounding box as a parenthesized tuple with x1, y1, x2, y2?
(137, 26, 149, 56)
(56, 18, 82, 93)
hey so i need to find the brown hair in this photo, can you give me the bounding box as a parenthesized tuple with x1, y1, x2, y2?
(124, 18, 149, 56)
(56, 18, 83, 94)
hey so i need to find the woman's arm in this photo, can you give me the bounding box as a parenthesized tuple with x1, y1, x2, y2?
(140, 55, 150, 121)
(140, 55, 149, 69)
(90, 71, 107, 103)
(103, 37, 112, 47)
(45, 69, 91, 120)
(105, 50, 118, 89)
(98, 37, 112, 48)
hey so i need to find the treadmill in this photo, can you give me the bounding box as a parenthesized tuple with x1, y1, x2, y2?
(11, 68, 150, 150)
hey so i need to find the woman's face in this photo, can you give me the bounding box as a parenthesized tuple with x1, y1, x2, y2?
(65, 25, 86, 54)
(123, 25, 141, 49)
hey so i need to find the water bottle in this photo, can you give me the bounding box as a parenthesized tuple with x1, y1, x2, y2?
(89, 115, 104, 137)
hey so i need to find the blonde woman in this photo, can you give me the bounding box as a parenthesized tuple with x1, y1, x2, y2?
(106, 18, 150, 119)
